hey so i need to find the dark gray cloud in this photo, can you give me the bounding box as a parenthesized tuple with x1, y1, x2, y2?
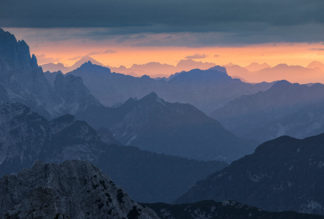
(2, 0, 324, 29)
(1, 0, 324, 44)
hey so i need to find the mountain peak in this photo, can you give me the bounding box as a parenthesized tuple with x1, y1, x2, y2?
(80, 60, 95, 68)
(74, 61, 111, 74)
(144, 91, 158, 98)
(208, 65, 227, 73)
(169, 66, 232, 83)
(271, 80, 292, 88)
(140, 92, 164, 104)
(0, 28, 39, 72)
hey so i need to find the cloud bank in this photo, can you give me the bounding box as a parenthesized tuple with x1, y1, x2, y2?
(1, 0, 324, 45)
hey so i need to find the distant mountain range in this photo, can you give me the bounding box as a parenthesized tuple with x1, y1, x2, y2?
(42, 56, 104, 73)
(0, 102, 226, 202)
(212, 80, 324, 142)
(42, 56, 216, 77)
(177, 134, 324, 215)
(0, 160, 159, 218)
(68, 61, 271, 113)
(43, 56, 324, 85)
(226, 62, 324, 84)
(82, 92, 254, 161)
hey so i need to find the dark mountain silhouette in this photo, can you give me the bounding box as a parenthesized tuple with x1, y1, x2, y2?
(0, 28, 103, 118)
(68, 61, 271, 113)
(0, 102, 226, 202)
(89, 92, 254, 161)
(212, 80, 324, 142)
(147, 200, 324, 219)
(0, 160, 159, 218)
(177, 134, 324, 215)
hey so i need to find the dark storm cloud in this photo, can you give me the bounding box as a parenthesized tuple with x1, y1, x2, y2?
(1, 0, 324, 44)
(2, 0, 324, 29)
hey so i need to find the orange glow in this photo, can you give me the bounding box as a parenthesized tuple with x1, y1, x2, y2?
(29, 43, 324, 69)
(6, 28, 324, 82)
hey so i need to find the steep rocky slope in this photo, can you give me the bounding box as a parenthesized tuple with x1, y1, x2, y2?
(178, 134, 324, 215)
(0, 160, 158, 218)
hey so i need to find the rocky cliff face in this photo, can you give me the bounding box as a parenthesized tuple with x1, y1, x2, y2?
(0, 28, 39, 73)
(0, 29, 60, 116)
(0, 160, 159, 218)
(0, 28, 105, 118)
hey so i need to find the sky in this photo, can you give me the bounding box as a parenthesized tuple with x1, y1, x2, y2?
(2, 0, 324, 79)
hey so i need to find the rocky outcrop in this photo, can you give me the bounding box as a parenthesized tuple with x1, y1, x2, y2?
(0, 160, 159, 218)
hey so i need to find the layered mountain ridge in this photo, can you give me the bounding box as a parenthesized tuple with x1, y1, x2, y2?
(94, 92, 254, 161)
(178, 133, 324, 215)
(68, 61, 271, 113)
(0, 102, 226, 202)
(212, 80, 324, 142)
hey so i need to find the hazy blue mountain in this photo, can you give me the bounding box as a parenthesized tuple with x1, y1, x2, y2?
(88, 92, 254, 161)
(48, 71, 103, 114)
(0, 103, 226, 202)
(177, 134, 324, 215)
(68, 61, 162, 108)
(0, 103, 108, 176)
(0, 28, 105, 118)
(0, 160, 159, 218)
(68, 62, 271, 113)
(146, 200, 324, 219)
(0, 28, 59, 116)
(212, 80, 324, 142)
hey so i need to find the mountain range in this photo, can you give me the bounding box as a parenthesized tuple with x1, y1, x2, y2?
(3, 26, 324, 218)
(43, 57, 324, 85)
(226, 62, 324, 84)
(0, 102, 226, 202)
(0, 28, 253, 161)
(68, 61, 271, 113)
(81, 92, 254, 161)
(42, 56, 216, 77)
(212, 80, 324, 142)
(178, 134, 324, 215)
